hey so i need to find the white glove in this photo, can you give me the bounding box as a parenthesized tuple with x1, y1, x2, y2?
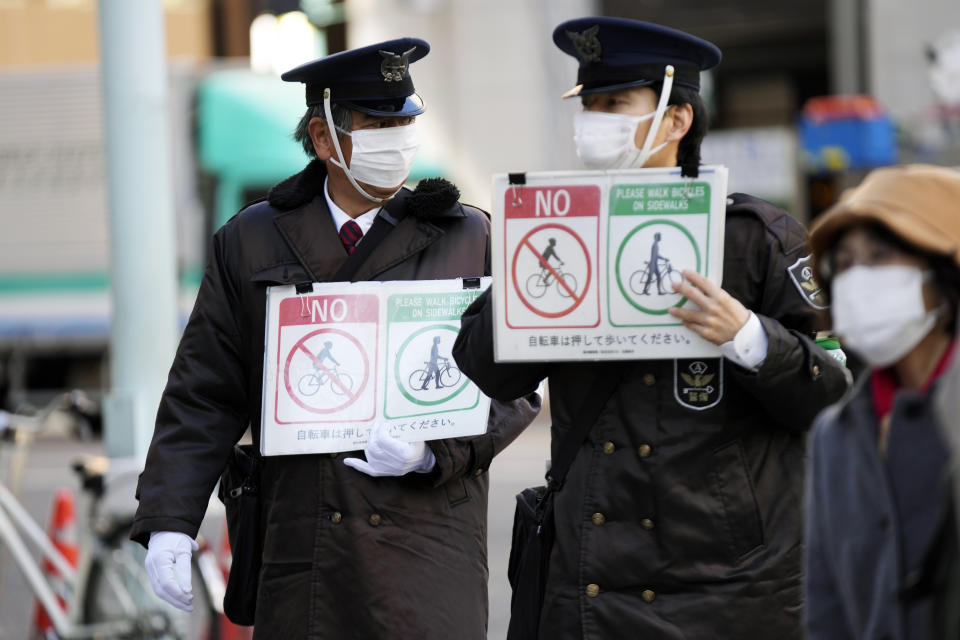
(145, 531, 199, 612)
(343, 423, 436, 477)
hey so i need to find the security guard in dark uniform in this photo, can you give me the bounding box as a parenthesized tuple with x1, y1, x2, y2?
(132, 38, 539, 639)
(453, 17, 848, 639)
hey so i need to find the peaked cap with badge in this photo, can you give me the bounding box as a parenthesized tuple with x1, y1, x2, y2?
(281, 37, 429, 117)
(553, 16, 721, 98)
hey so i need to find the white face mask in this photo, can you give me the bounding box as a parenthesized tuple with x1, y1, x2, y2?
(322, 88, 420, 203)
(573, 111, 668, 169)
(331, 122, 420, 189)
(831, 265, 939, 368)
(572, 66, 676, 171)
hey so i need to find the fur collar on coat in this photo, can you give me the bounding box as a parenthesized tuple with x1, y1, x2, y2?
(267, 159, 465, 220)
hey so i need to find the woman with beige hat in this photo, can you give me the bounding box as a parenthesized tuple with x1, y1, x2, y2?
(805, 164, 960, 639)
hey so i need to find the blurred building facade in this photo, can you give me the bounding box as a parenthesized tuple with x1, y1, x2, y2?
(1, 0, 959, 403)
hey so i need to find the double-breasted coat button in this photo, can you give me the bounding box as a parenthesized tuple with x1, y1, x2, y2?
(642, 373, 656, 386)
(638, 444, 652, 458)
(368, 513, 382, 526)
(641, 589, 656, 603)
(591, 513, 606, 526)
(602, 441, 615, 454)
(331, 511, 342, 524)
(329, 452, 339, 458)
(640, 518, 655, 530)
(473, 468, 484, 476)
(812, 364, 821, 378)
(585, 583, 600, 598)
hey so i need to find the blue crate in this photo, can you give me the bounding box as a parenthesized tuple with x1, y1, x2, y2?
(799, 115, 897, 172)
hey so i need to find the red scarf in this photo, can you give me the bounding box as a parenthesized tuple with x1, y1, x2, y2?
(870, 339, 957, 422)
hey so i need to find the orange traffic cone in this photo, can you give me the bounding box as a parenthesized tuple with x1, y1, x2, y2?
(32, 488, 78, 638)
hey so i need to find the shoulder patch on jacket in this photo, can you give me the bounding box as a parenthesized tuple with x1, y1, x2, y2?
(674, 358, 723, 410)
(787, 254, 828, 309)
(727, 193, 807, 256)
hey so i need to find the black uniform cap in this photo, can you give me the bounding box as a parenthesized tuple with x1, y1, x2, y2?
(553, 17, 721, 97)
(281, 37, 429, 117)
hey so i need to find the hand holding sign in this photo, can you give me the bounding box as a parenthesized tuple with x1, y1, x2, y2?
(343, 423, 436, 477)
(668, 269, 749, 345)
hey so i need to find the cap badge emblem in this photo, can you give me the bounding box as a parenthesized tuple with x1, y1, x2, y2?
(379, 47, 416, 82)
(566, 25, 602, 63)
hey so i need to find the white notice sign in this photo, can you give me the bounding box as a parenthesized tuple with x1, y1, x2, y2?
(262, 278, 492, 456)
(493, 166, 728, 362)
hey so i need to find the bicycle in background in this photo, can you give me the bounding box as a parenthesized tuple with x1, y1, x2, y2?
(0, 394, 230, 639)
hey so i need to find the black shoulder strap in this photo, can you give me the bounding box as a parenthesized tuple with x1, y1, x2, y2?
(330, 189, 411, 282)
(547, 365, 623, 490)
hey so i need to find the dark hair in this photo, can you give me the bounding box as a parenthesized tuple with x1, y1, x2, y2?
(818, 222, 960, 332)
(293, 103, 353, 158)
(649, 83, 708, 178)
(673, 87, 708, 178)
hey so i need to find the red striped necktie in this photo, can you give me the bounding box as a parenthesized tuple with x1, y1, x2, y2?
(339, 220, 363, 255)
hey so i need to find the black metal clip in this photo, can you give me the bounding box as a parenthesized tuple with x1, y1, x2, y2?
(508, 172, 526, 207)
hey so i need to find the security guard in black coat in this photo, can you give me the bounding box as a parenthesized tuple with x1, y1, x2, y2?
(453, 17, 849, 639)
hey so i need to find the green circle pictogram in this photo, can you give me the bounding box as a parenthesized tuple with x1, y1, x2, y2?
(614, 219, 701, 315)
(395, 324, 471, 406)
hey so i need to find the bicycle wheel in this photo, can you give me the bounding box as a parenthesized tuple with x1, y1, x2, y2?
(629, 268, 650, 296)
(666, 266, 684, 288)
(408, 369, 429, 390)
(557, 273, 578, 298)
(439, 366, 462, 388)
(82, 528, 219, 640)
(298, 373, 322, 396)
(525, 273, 547, 299)
(330, 372, 354, 396)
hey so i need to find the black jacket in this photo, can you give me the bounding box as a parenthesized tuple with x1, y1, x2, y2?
(454, 194, 848, 639)
(131, 161, 540, 639)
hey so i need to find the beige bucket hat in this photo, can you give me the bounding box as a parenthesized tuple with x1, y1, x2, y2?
(809, 164, 960, 269)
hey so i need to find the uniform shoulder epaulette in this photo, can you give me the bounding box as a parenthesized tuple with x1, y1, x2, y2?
(726, 192, 807, 255)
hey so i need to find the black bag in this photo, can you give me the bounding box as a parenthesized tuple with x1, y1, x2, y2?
(506, 485, 556, 640)
(505, 367, 623, 640)
(217, 444, 261, 626)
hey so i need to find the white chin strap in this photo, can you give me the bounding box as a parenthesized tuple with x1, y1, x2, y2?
(322, 88, 399, 204)
(621, 65, 675, 169)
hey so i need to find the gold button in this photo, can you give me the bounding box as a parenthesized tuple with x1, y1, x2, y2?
(641, 589, 656, 603)
(331, 511, 342, 524)
(591, 513, 606, 526)
(585, 583, 600, 598)
(638, 444, 652, 458)
(642, 373, 656, 386)
(368, 513, 382, 526)
(329, 452, 339, 458)
(641, 518, 655, 530)
(812, 364, 821, 377)
(602, 442, 615, 454)
(473, 468, 484, 476)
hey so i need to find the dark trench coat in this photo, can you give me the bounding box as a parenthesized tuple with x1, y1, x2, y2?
(131, 160, 541, 639)
(454, 193, 850, 639)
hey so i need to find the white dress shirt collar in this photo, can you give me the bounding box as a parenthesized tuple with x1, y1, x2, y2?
(324, 177, 380, 238)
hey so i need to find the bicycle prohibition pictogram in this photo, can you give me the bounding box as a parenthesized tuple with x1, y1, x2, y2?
(511, 223, 591, 318)
(283, 328, 370, 414)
